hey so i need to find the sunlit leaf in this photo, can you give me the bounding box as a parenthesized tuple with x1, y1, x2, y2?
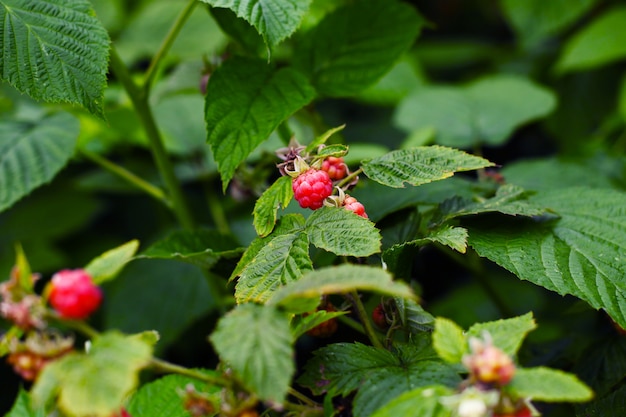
(85, 240, 139, 285)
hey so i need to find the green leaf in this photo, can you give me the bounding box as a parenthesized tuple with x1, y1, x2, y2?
(128, 373, 221, 417)
(298, 343, 460, 417)
(291, 309, 348, 339)
(31, 332, 153, 417)
(0, 0, 109, 117)
(556, 6, 626, 73)
(5, 388, 45, 417)
(201, 0, 312, 47)
(500, 0, 598, 46)
(362, 146, 493, 188)
(305, 124, 346, 153)
(369, 385, 453, 417)
(253, 176, 294, 237)
(235, 231, 312, 303)
(468, 187, 626, 328)
(230, 214, 305, 281)
(424, 226, 468, 254)
(577, 384, 626, 417)
(394, 76, 557, 147)
(510, 367, 594, 402)
(138, 229, 243, 269)
(0, 113, 78, 213)
(210, 7, 265, 56)
(85, 240, 139, 285)
(269, 264, 415, 314)
(104, 259, 217, 352)
(467, 312, 536, 357)
(14, 243, 33, 292)
(434, 184, 548, 224)
(433, 317, 467, 363)
(394, 297, 435, 334)
(305, 207, 382, 257)
(205, 57, 315, 189)
(620, 73, 626, 123)
(294, 0, 423, 97)
(210, 303, 293, 403)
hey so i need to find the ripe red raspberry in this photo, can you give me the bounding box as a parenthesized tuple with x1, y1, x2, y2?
(306, 303, 339, 338)
(343, 195, 368, 218)
(372, 303, 388, 329)
(292, 169, 333, 210)
(321, 156, 347, 180)
(49, 269, 103, 320)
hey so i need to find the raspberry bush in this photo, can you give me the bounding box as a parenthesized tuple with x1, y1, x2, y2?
(1, 1, 625, 416)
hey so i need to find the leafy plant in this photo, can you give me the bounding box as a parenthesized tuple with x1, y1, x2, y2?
(1, 0, 626, 416)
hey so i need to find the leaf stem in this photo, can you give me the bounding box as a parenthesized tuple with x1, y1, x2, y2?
(109, 47, 195, 230)
(349, 291, 385, 349)
(288, 387, 320, 408)
(80, 149, 170, 206)
(142, 0, 198, 93)
(149, 357, 231, 387)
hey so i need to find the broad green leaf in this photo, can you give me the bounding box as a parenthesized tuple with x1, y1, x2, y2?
(468, 187, 626, 328)
(128, 373, 221, 417)
(362, 146, 493, 188)
(32, 332, 153, 417)
(433, 184, 548, 224)
(500, 0, 598, 46)
(510, 367, 593, 402)
(210, 303, 293, 402)
(317, 144, 348, 158)
(137, 229, 243, 269)
(433, 317, 467, 363)
(205, 57, 315, 189)
(235, 231, 312, 303)
(394, 76, 556, 147)
(467, 312, 536, 357)
(369, 385, 453, 417)
(575, 336, 626, 397)
(104, 259, 216, 352)
(210, 7, 265, 56)
(85, 240, 139, 285)
(269, 264, 415, 314)
(305, 207, 381, 257)
(394, 297, 435, 334)
(291, 309, 348, 339)
(253, 176, 293, 237)
(556, 6, 626, 73)
(201, 0, 312, 47)
(299, 343, 460, 417)
(0, 0, 109, 116)
(230, 214, 305, 281)
(576, 384, 626, 417)
(5, 388, 45, 417)
(0, 113, 78, 213)
(424, 226, 468, 254)
(358, 58, 426, 106)
(294, 0, 423, 97)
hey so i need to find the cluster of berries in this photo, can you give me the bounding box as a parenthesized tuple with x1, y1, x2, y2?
(0, 265, 103, 382)
(277, 141, 368, 219)
(449, 333, 534, 417)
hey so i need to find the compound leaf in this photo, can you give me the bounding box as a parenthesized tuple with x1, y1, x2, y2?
(210, 303, 293, 403)
(0, 0, 109, 116)
(0, 113, 78, 213)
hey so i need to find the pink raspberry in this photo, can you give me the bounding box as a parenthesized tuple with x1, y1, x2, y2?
(321, 157, 347, 180)
(49, 269, 103, 320)
(292, 169, 333, 209)
(463, 337, 516, 386)
(343, 195, 368, 218)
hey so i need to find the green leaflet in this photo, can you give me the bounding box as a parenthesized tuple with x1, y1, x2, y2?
(362, 146, 493, 188)
(294, 0, 423, 97)
(394, 75, 556, 147)
(205, 57, 315, 189)
(253, 176, 294, 237)
(0, 0, 109, 117)
(85, 240, 139, 285)
(510, 367, 593, 402)
(0, 113, 79, 213)
(468, 187, 626, 328)
(31, 332, 153, 417)
(201, 0, 312, 47)
(210, 304, 294, 403)
(556, 6, 626, 73)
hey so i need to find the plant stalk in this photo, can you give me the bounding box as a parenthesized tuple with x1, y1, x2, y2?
(142, 0, 198, 94)
(149, 357, 231, 387)
(109, 47, 195, 230)
(349, 291, 385, 349)
(80, 149, 170, 206)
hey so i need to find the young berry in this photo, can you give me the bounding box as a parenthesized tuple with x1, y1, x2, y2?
(343, 195, 368, 218)
(321, 156, 347, 180)
(292, 169, 333, 210)
(463, 335, 515, 386)
(49, 269, 103, 320)
(372, 303, 388, 329)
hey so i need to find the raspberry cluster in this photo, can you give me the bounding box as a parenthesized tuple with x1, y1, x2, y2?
(292, 169, 334, 209)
